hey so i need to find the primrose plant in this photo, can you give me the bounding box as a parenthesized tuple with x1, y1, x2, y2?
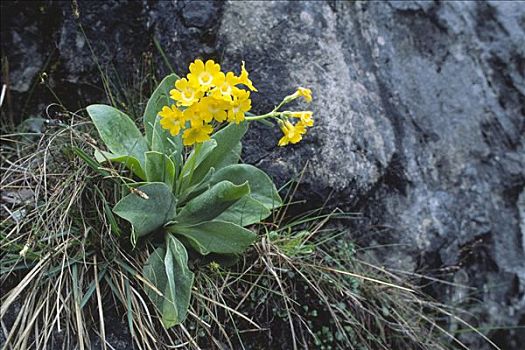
(85, 59, 313, 328)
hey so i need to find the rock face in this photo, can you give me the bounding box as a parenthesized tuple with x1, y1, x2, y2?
(2, 1, 524, 348)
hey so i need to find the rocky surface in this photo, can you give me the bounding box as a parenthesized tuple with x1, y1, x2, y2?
(2, 0, 524, 348)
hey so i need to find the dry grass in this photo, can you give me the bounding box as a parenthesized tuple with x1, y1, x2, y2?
(0, 118, 500, 349)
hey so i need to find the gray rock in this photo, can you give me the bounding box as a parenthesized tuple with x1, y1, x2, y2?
(1, 0, 524, 348)
(219, 1, 397, 209)
(515, 189, 525, 343)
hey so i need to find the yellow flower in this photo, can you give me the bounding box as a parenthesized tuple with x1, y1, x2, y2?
(198, 96, 228, 123)
(187, 59, 222, 92)
(211, 72, 239, 101)
(227, 89, 251, 124)
(278, 120, 306, 146)
(296, 87, 312, 102)
(237, 61, 257, 92)
(182, 122, 213, 146)
(182, 103, 205, 124)
(170, 77, 203, 107)
(290, 111, 314, 127)
(282, 86, 313, 105)
(158, 105, 186, 136)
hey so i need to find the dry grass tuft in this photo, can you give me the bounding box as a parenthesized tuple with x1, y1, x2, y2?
(0, 120, 499, 349)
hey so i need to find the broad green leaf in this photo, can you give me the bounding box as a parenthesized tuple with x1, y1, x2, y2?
(94, 150, 146, 180)
(178, 167, 216, 205)
(113, 183, 177, 237)
(214, 196, 271, 226)
(209, 164, 282, 209)
(145, 151, 175, 190)
(168, 220, 256, 255)
(144, 74, 180, 146)
(175, 181, 250, 225)
(179, 139, 217, 194)
(170, 152, 183, 188)
(143, 235, 194, 328)
(181, 139, 217, 177)
(151, 115, 183, 164)
(214, 142, 242, 169)
(191, 122, 248, 185)
(87, 104, 149, 167)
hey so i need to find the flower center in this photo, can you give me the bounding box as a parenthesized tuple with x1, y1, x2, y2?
(182, 90, 195, 102)
(199, 72, 212, 85)
(220, 84, 231, 95)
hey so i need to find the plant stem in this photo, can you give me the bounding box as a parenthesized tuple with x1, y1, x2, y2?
(245, 95, 292, 121)
(245, 111, 280, 121)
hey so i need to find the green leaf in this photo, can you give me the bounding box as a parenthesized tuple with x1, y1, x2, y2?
(214, 196, 271, 226)
(178, 167, 216, 205)
(143, 235, 194, 328)
(94, 150, 147, 180)
(151, 115, 183, 164)
(144, 74, 180, 146)
(181, 139, 217, 177)
(87, 104, 149, 168)
(145, 76, 184, 175)
(113, 183, 177, 237)
(215, 142, 242, 170)
(145, 151, 176, 190)
(94, 187, 122, 236)
(209, 164, 282, 210)
(175, 181, 250, 225)
(191, 122, 248, 185)
(279, 231, 316, 257)
(179, 140, 218, 194)
(72, 146, 111, 177)
(168, 220, 256, 255)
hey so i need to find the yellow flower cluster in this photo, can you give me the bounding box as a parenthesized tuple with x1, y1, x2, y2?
(159, 59, 256, 146)
(158, 58, 314, 147)
(277, 88, 314, 146)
